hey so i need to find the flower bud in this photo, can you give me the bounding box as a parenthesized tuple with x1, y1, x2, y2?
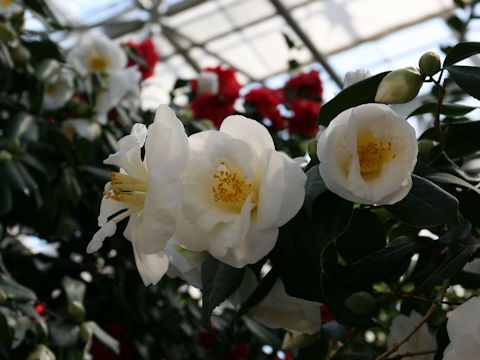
(419, 51, 441, 76)
(27, 344, 56, 360)
(282, 332, 317, 350)
(344, 291, 375, 315)
(79, 322, 93, 343)
(11, 45, 30, 63)
(0, 150, 12, 162)
(375, 67, 423, 104)
(67, 300, 86, 322)
(307, 140, 319, 164)
(0, 23, 16, 42)
(0, 289, 7, 304)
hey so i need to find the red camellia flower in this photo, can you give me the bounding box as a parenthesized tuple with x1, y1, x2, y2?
(125, 38, 160, 80)
(201, 65, 241, 100)
(198, 330, 216, 349)
(191, 93, 235, 128)
(244, 87, 286, 131)
(289, 99, 321, 136)
(284, 70, 323, 102)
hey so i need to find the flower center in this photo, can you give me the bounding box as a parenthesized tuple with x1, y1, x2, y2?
(212, 162, 258, 212)
(89, 56, 109, 72)
(1, 0, 14, 8)
(357, 133, 396, 178)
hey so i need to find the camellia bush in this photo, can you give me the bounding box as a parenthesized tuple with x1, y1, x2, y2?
(1, 1, 480, 360)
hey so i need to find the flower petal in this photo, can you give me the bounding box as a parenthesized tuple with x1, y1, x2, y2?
(87, 220, 116, 253)
(132, 241, 169, 286)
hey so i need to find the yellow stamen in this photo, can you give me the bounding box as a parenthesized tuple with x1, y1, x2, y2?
(104, 172, 148, 206)
(211, 162, 258, 212)
(357, 132, 396, 179)
(89, 56, 109, 72)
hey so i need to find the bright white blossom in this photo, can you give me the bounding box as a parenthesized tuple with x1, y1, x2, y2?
(0, 0, 22, 17)
(67, 33, 127, 76)
(317, 103, 417, 205)
(94, 67, 142, 125)
(343, 69, 371, 89)
(232, 270, 321, 334)
(43, 68, 74, 110)
(196, 71, 219, 96)
(175, 115, 306, 267)
(387, 311, 436, 360)
(87, 105, 189, 286)
(61, 119, 101, 141)
(165, 239, 206, 289)
(443, 296, 480, 360)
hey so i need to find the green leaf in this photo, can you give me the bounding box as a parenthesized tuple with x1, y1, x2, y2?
(0, 181, 12, 216)
(6, 112, 38, 141)
(317, 71, 389, 127)
(336, 210, 386, 263)
(0, 274, 37, 301)
(0, 313, 13, 344)
(16, 302, 48, 337)
(444, 42, 480, 67)
(272, 192, 353, 302)
(446, 15, 466, 33)
(446, 66, 480, 100)
(242, 316, 281, 349)
(50, 319, 80, 347)
(321, 321, 352, 342)
(60, 167, 82, 205)
(385, 175, 460, 227)
(304, 164, 327, 216)
(438, 219, 471, 245)
(78, 165, 111, 183)
(173, 78, 189, 90)
(201, 255, 245, 328)
(61, 276, 86, 304)
(407, 102, 477, 119)
(420, 121, 480, 159)
(420, 244, 480, 294)
(427, 172, 480, 195)
(88, 321, 120, 355)
(282, 32, 296, 49)
(434, 320, 449, 360)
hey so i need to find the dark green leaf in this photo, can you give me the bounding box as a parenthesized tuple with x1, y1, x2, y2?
(444, 42, 480, 67)
(16, 302, 48, 337)
(451, 270, 480, 289)
(61, 276, 86, 304)
(321, 321, 352, 342)
(50, 319, 80, 347)
(288, 59, 300, 70)
(438, 219, 471, 245)
(88, 321, 120, 355)
(426, 172, 480, 194)
(446, 66, 480, 100)
(420, 244, 480, 294)
(453, 0, 466, 8)
(317, 71, 389, 127)
(0, 274, 36, 301)
(282, 33, 296, 49)
(434, 320, 449, 360)
(6, 112, 38, 141)
(173, 78, 189, 90)
(386, 175, 460, 227)
(337, 210, 386, 263)
(0, 313, 13, 344)
(242, 316, 281, 349)
(35, 58, 62, 83)
(19, 153, 47, 174)
(60, 167, 82, 205)
(201, 255, 245, 328)
(297, 338, 329, 360)
(78, 165, 111, 183)
(446, 15, 466, 33)
(0, 181, 12, 216)
(407, 102, 476, 119)
(304, 164, 327, 216)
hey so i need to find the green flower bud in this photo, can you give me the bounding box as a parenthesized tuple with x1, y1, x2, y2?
(417, 139, 435, 162)
(79, 322, 93, 343)
(419, 51, 441, 76)
(11, 45, 30, 63)
(27, 344, 56, 360)
(375, 67, 423, 104)
(0, 23, 16, 42)
(67, 300, 86, 323)
(344, 291, 376, 315)
(0, 289, 8, 304)
(308, 140, 319, 164)
(0, 150, 12, 162)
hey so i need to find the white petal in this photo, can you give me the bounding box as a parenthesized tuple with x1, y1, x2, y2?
(144, 105, 189, 183)
(133, 241, 169, 286)
(220, 115, 275, 157)
(442, 343, 457, 360)
(87, 220, 117, 253)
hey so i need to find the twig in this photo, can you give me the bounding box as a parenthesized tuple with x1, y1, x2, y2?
(433, 76, 447, 152)
(387, 349, 437, 360)
(375, 279, 450, 360)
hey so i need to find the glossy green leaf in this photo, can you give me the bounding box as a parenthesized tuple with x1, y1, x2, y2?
(60, 167, 82, 205)
(407, 102, 477, 119)
(88, 321, 120, 355)
(0, 274, 36, 301)
(444, 42, 480, 67)
(50, 319, 80, 347)
(304, 164, 327, 216)
(201, 255, 245, 328)
(386, 175, 460, 227)
(317, 71, 390, 127)
(0, 313, 13, 344)
(427, 172, 480, 195)
(438, 219, 471, 245)
(446, 66, 480, 100)
(61, 276, 86, 304)
(242, 316, 281, 349)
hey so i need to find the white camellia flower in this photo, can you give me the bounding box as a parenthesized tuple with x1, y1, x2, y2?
(175, 115, 307, 267)
(86, 105, 189, 286)
(43, 68, 74, 110)
(387, 311, 436, 360)
(317, 103, 417, 205)
(67, 32, 127, 76)
(0, 0, 22, 17)
(61, 119, 102, 141)
(232, 269, 321, 334)
(443, 296, 480, 360)
(196, 71, 219, 95)
(94, 67, 142, 125)
(165, 239, 206, 289)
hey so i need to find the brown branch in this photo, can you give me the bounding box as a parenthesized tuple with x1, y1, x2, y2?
(388, 349, 437, 360)
(375, 279, 450, 360)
